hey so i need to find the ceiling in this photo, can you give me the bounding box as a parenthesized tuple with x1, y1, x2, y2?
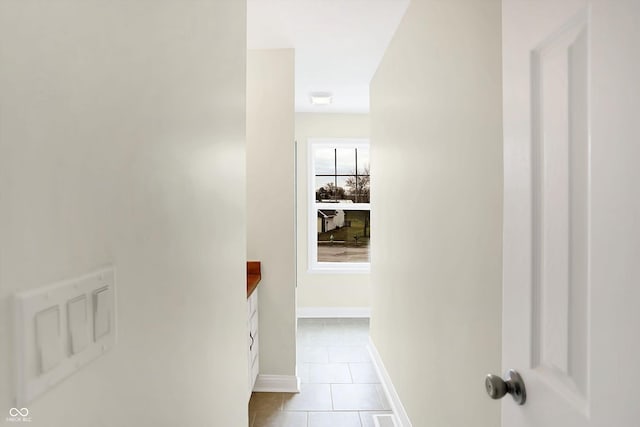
(247, 0, 410, 113)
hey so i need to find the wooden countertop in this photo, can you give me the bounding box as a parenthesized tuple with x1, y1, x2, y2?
(247, 261, 261, 298)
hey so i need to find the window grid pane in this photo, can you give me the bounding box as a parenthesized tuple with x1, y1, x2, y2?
(313, 147, 370, 204)
(317, 209, 370, 263)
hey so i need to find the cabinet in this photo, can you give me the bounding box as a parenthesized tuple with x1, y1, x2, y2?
(246, 261, 261, 397)
(247, 289, 259, 394)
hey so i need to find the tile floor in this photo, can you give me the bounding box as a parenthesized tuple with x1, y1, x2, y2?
(248, 318, 394, 427)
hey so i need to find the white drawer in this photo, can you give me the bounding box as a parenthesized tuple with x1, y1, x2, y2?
(249, 310, 258, 336)
(250, 333, 259, 360)
(250, 353, 259, 388)
(247, 294, 253, 318)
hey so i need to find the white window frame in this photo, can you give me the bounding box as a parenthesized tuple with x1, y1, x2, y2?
(308, 138, 370, 273)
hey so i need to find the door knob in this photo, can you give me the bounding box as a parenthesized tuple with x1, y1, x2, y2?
(485, 369, 526, 405)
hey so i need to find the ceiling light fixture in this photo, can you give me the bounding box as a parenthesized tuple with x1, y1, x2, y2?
(310, 92, 332, 105)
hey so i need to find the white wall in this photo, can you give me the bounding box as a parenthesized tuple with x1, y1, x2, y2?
(295, 113, 371, 310)
(369, 1, 502, 426)
(0, 1, 248, 426)
(246, 49, 296, 377)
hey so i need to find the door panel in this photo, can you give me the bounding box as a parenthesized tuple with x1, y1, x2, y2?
(531, 10, 589, 408)
(502, 0, 640, 426)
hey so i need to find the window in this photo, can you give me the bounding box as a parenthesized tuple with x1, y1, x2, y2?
(309, 139, 370, 272)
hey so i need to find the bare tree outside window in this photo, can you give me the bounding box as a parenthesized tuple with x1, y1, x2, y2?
(344, 166, 370, 203)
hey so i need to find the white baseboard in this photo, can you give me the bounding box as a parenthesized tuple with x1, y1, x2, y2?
(367, 337, 412, 427)
(253, 374, 300, 393)
(374, 414, 398, 427)
(296, 307, 371, 318)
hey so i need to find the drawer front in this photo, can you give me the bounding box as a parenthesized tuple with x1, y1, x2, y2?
(250, 349, 259, 389)
(250, 333, 259, 362)
(247, 292, 257, 318)
(250, 309, 258, 337)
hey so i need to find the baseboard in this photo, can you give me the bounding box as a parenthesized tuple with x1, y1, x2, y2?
(296, 307, 371, 318)
(253, 374, 300, 393)
(374, 414, 398, 427)
(367, 337, 412, 427)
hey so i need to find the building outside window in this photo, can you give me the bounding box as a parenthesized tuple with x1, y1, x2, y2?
(309, 139, 370, 272)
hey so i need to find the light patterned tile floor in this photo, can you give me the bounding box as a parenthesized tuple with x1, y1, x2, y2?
(249, 318, 394, 426)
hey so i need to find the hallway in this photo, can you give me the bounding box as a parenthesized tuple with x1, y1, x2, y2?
(249, 319, 393, 427)
(2, 0, 639, 425)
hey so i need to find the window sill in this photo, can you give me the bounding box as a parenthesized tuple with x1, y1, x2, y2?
(308, 264, 370, 275)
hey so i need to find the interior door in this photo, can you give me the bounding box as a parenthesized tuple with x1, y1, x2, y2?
(501, 0, 640, 426)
